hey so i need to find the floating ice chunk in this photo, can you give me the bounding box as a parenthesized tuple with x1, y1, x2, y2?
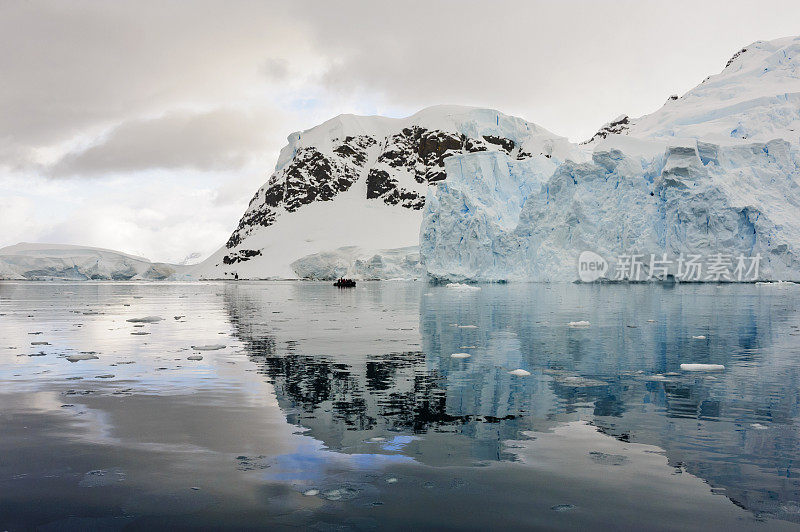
(66, 353, 99, 362)
(386, 477, 398, 484)
(568, 321, 591, 328)
(187, 355, 204, 361)
(450, 353, 471, 359)
(126, 316, 163, 323)
(191, 344, 226, 351)
(555, 375, 608, 387)
(680, 363, 725, 371)
(445, 283, 480, 290)
(551, 504, 576, 512)
(692, 335, 707, 339)
(458, 325, 478, 329)
(303, 489, 320, 496)
(750, 423, 768, 430)
(647, 319, 656, 323)
(508, 369, 531, 376)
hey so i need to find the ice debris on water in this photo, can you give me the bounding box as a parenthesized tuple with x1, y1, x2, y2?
(450, 353, 471, 359)
(126, 316, 163, 323)
(445, 283, 480, 291)
(568, 321, 591, 328)
(692, 335, 707, 339)
(551, 504, 577, 512)
(680, 363, 725, 371)
(385, 477, 398, 484)
(303, 489, 320, 496)
(508, 369, 531, 376)
(750, 423, 768, 430)
(191, 344, 226, 351)
(66, 353, 99, 362)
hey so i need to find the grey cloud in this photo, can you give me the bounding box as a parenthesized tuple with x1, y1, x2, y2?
(0, 1, 298, 169)
(290, 0, 800, 140)
(50, 108, 278, 176)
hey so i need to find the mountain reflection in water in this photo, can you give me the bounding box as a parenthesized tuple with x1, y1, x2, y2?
(225, 282, 800, 519)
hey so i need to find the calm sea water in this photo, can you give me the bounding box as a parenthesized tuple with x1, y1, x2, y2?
(1, 281, 799, 530)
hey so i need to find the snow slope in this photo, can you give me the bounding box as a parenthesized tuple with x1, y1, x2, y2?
(0, 243, 188, 280)
(193, 105, 575, 279)
(422, 36, 800, 282)
(586, 36, 800, 145)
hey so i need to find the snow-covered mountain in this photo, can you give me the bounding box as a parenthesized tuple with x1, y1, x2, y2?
(0, 243, 187, 280)
(421, 36, 800, 282)
(193, 105, 576, 279)
(585, 36, 800, 145)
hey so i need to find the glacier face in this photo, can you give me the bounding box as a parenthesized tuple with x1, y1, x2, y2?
(421, 36, 800, 282)
(290, 246, 424, 280)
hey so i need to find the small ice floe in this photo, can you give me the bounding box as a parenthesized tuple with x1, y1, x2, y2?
(508, 369, 531, 376)
(458, 325, 478, 329)
(450, 353, 471, 359)
(66, 353, 99, 362)
(692, 335, 706, 340)
(680, 363, 725, 371)
(555, 375, 608, 388)
(303, 489, 320, 496)
(445, 283, 480, 291)
(550, 504, 576, 512)
(750, 423, 768, 430)
(647, 319, 656, 323)
(79, 468, 126, 487)
(191, 344, 226, 351)
(568, 321, 591, 328)
(368, 437, 387, 442)
(322, 487, 360, 501)
(126, 316, 163, 323)
(460, 345, 477, 349)
(187, 355, 204, 361)
(385, 477, 398, 484)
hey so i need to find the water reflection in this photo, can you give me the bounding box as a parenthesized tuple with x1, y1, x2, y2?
(224, 282, 800, 520)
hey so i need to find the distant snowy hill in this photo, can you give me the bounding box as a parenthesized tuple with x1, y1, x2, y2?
(192, 105, 577, 279)
(0, 243, 187, 280)
(422, 36, 800, 282)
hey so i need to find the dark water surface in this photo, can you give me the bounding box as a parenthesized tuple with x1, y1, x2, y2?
(1, 281, 799, 530)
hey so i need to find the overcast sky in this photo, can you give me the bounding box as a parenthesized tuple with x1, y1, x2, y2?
(2, 0, 799, 262)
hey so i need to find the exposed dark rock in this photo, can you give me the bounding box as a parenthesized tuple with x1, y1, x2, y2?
(223, 249, 263, 265)
(482, 135, 515, 154)
(725, 48, 747, 69)
(583, 115, 631, 144)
